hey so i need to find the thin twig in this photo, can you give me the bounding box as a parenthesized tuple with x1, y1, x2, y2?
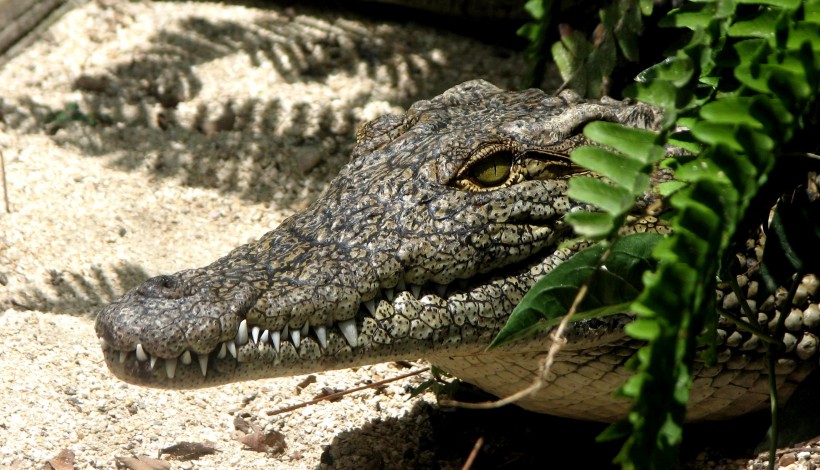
(461, 436, 484, 470)
(266, 367, 429, 416)
(717, 307, 780, 346)
(0, 148, 8, 213)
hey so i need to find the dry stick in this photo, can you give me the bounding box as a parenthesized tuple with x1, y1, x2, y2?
(266, 367, 430, 416)
(461, 436, 484, 470)
(0, 149, 8, 213)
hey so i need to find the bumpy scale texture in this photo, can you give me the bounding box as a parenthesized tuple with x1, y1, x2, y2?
(96, 80, 820, 422)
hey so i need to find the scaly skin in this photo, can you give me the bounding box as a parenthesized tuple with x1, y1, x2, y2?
(95, 80, 820, 422)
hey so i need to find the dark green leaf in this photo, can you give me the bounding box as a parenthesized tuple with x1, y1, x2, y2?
(491, 233, 663, 348)
(625, 80, 678, 110)
(583, 121, 662, 163)
(565, 211, 618, 239)
(524, 0, 546, 19)
(728, 9, 782, 38)
(568, 176, 634, 214)
(736, 0, 799, 7)
(635, 56, 695, 87)
(570, 146, 650, 194)
(661, 3, 718, 29)
(699, 97, 764, 129)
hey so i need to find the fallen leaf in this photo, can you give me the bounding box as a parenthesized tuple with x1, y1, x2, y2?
(159, 441, 218, 460)
(114, 455, 171, 470)
(233, 415, 253, 434)
(43, 449, 74, 470)
(234, 422, 287, 455)
(296, 375, 317, 390)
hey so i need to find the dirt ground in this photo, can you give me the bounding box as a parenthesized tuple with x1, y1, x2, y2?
(0, 1, 810, 469)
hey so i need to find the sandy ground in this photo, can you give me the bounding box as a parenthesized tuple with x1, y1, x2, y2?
(1, 1, 812, 469)
(0, 1, 535, 468)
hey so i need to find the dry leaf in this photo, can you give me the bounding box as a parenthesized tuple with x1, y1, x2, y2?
(159, 441, 218, 460)
(296, 375, 317, 390)
(233, 415, 253, 434)
(114, 455, 171, 470)
(43, 449, 74, 470)
(234, 421, 287, 455)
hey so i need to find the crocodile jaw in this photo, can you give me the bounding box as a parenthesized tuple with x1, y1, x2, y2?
(94, 80, 661, 389)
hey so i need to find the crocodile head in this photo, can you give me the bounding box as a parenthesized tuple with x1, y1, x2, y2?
(95, 80, 662, 390)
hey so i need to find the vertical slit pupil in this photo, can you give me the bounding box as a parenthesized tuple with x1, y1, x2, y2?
(470, 151, 514, 187)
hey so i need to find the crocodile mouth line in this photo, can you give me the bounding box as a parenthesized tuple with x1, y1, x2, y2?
(99, 278, 464, 381)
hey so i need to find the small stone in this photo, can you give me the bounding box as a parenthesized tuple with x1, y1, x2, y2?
(797, 451, 811, 460)
(779, 452, 796, 466)
(736, 274, 749, 288)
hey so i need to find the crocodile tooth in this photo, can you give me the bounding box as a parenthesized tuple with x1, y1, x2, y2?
(260, 329, 270, 345)
(227, 341, 237, 358)
(135, 344, 148, 362)
(396, 278, 406, 291)
(165, 357, 177, 379)
(198, 354, 208, 376)
(435, 284, 447, 297)
(339, 319, 358, 347)
(149, 355, 157, 369)
(180, 350, 192, 365)
(251, 326, 260, 344)
(290, 328, 301, 349)
(385, 288, 394, 301)
(315, 325, 327, 348)
(300, 321, 309, 337)
(217, 343, 227, 359)
(364, 299, 376, 315)
(99, 337, 108, 349)
(410, 284, 422, 298)
(272, 331, 281, 352)
(119, 351, 128, 363)
(236, 319, 249, 345)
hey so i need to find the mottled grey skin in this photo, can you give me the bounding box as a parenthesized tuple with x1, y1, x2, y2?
(96, 80, 820, 422)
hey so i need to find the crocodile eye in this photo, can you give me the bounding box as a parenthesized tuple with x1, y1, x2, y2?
(467, 150, 514, 187)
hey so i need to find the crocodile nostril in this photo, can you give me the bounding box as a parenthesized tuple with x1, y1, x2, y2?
(137, 274, 184, 299)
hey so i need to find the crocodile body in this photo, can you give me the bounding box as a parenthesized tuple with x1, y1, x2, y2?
(95, 81, 820, 422)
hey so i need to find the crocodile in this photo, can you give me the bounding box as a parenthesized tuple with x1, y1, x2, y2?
(95, 80, 820, 423)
